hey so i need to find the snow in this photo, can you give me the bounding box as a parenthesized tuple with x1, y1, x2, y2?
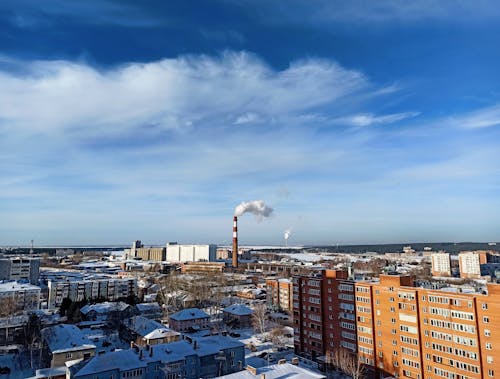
(41, 324, 95, 353)
(217, 362, 325, 378)
(169, 308, 210, 321)
(70, 349, 146, 377)
(223, 304, 253, 316)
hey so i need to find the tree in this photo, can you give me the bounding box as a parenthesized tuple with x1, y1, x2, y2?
(24, 313, 42, 369)
(269, 327, 287, 349)
(0, 296, 18, 318)
(326, 348, 365, 379)
(252, 304, 267, 336)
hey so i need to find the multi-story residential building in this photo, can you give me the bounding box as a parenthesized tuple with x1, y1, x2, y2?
(266, 278, 293, 313)
(293, 270, 356, 361)
(0, 256, 40, 284)
(356, 274, 500, 379)
(0, 281, 41, 313)
(294, 271, 500, 379)
(431, 253, 451, 277)
(459, 251, 488, 279)
(47, 277, 137, 308)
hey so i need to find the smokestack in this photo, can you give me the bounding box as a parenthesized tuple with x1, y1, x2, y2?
(232, 216, 238, 268)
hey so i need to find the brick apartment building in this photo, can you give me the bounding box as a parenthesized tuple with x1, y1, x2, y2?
(293, 270, 499, 379)
(293, 270, 357, 361)
(266, 278, 293, 313)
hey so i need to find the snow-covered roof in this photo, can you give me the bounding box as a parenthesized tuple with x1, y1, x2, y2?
(144, 328, 179, 340)
(223, 304, 253, 316)
(169, 308, 210, 321)
(136, 302, 161, 312)
(71, 349, 147, 377)
(41, 324, 95, 354)
(127, 316, 171, 337)
(80, 301, 129, 315)
(218, 363, 326, 378)
(0, 281, 41, 292)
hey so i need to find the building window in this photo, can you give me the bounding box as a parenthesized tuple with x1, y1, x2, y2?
(484, 316, 490, 323)
(488, 370, 494, 377)
(482, 303, 488, 310)
(65, 353, 72, 359)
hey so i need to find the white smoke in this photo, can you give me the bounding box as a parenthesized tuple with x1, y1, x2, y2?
(234, 200, 273, 221)
(284, 228, 292, 240)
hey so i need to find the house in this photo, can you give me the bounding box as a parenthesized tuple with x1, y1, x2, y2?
(66, 336, 245, 379)
(168, 308, 210, 332)
(123, 316, 180, 346)
(26, 366, 66, 379)
(40, 324, 96, 367)
(79, 301, 135, 321)
(222, 304, 253, 328)
(135, 302, 162, 320)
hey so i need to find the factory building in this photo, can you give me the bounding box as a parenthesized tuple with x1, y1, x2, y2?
(166, 243, 217, 262)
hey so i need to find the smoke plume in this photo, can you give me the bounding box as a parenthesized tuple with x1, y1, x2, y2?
(234, 200, 273, 221)
(284, 228, 292, 240)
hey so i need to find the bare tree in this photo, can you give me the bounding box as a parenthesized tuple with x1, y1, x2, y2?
(252, 304, 267, 336)
(0, 296, 18, 318)
(326, 348, 365, 379)
(269, 327, 287, 349)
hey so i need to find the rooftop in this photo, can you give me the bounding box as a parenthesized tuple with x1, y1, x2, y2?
(169, 307, 210, 321)
(41, 324, 95, 353)
(217, 363, 325, 379)
(223, 304, 253, 316)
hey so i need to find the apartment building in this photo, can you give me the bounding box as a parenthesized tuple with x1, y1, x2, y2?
(293, 270, 356, 361)
(47, 277, 137, 308)
(0, 256, 40, 284)
(266, 278, 293, 313)
(431, 253, 451, 277)
(0, 282, 41, 314)
(459, 251, 488, 279)
(293, 271, 500, 379)
(354, 274, 499, 379)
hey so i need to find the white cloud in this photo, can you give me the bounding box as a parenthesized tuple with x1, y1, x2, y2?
(448, 104, 500, 129)
(0, 52, 369, 137)
(336, 111, 419, 127)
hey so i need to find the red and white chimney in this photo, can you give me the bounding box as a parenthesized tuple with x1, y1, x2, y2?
(232, 216, 238, 268)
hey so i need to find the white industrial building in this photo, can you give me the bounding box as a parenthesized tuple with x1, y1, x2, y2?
(165, 243, 217, 262)
(431, 252, 451, 277)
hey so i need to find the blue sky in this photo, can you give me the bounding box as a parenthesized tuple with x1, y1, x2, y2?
(1, 0, 500, 246)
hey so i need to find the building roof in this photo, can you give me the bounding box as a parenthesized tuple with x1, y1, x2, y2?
(127, 316, 172, 337)
(41, 324, 95, 354)
(0, 281, 41, 292)
(80, 301, 130, 315)
(71, 349, 147, 377)
(169, 308, 210, 321)
(217, 363, 326, 379)
(223, 304, 253, 316)
(136, 302, 161, 313)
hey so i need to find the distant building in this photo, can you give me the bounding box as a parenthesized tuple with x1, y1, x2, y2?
(0, 256, 40, 284)
(135, 247, 166, 261)
(266, 278, 293, 313)
(66, 336, 245, 379)
(47, 277, 137, 308)
(166, 243, 217, 262)
(0, 281, 40, 314)
(135, 302, 162, 320)
(180, 261, 225, 274)
(459, 251, 488, 279)
(169, 308, 210, 332)
(431, 252, 451, 277)
(222, 304, 253, 328)
(41, 324, 96, 367)
(0, 314, 29, 346)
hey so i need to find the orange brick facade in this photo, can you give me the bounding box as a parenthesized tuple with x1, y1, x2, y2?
(294, 270, 500, 379)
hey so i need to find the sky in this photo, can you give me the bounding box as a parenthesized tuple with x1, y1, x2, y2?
(1, 0, 500, 246)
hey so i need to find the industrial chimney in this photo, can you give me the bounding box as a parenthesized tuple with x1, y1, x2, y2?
(232, 216, 238, 268)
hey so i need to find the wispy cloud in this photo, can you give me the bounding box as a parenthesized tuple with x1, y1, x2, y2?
(447, 104, 500, 129)
(335, 112, 419, 127)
